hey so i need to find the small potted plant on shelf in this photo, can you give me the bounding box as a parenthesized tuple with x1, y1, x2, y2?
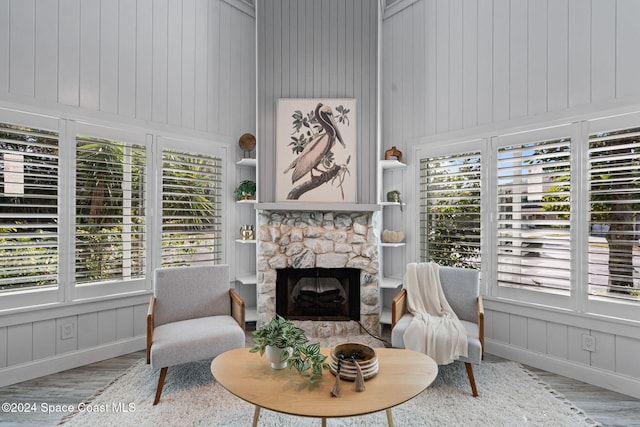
(250, 315, 328, 383)
(235, 180, 256, 201)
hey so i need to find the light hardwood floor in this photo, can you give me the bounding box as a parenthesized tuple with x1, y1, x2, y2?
(0, 327, 638, 426)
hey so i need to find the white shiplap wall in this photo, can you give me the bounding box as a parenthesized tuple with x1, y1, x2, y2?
(0, 0, 255, 387)
(0, 0, 255, 140)
(381, 0, 640, 398)
(256, 0, 378, 203)
(382, 0, 640, 147)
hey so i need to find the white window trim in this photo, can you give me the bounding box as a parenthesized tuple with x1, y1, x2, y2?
(0, 108, 231, 313)
(70, 122, 153, 301)
(154, 136, 229, 273)
(490, 123, 577, 308)
(582, 111, 640, 322)
(413, 112, 640, 324)
(0, 109, 64, 311)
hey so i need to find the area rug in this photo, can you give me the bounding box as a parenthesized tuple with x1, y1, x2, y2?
(58, 352, 599, 427)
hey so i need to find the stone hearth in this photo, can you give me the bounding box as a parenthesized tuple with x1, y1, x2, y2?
(257, 210, 381, 338)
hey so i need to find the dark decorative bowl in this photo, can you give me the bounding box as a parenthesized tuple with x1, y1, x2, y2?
(329, 342, 378, 381)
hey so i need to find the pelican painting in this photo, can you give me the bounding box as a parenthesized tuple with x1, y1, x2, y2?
(276, 98, 357, 202)
(283, 103, 345, 184)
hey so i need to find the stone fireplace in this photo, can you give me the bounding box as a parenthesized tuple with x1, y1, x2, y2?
(257, 209, 381, 338)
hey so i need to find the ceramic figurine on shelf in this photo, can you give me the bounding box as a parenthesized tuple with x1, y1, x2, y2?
(386, 190, 403, 211)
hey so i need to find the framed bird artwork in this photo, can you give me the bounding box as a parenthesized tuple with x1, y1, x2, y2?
(276, 98, 357, 202)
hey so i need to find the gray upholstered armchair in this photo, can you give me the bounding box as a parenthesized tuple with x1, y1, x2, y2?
(146, 265, 246, 405)
(391, 265, 484, 397)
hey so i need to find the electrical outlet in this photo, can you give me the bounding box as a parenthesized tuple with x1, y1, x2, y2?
(61, 322, 74, 340)
(582, 334, 595, 352)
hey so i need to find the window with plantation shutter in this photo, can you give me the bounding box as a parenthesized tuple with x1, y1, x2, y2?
(588, 127, 640, 301)
(0, 123, 59, 291)
(496, 136, 571, 292)
(419, 151, 482, 269)
(161, 148, 223, 267)
(75, 135, 147, 284)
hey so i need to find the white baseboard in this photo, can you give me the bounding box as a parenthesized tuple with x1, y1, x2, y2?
(0, 337, 146, 388)
(486, 339, 640, 400)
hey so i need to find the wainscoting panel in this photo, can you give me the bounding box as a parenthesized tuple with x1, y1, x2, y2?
(546, 322, 568, 360)
(526, 318, 546, 354)
(133, 304, 149, 337)
(617, 336, 640, 378)
(78, 312, 99, 350)
(0, 296, 150, 387)
(0, 327, 6, 368)
(7, 323, 32, 366)
(32, 320, 56, 361)
(485, 304, 640, 399)
(97, 310, 117, 346)
(592, 331, 615, 372)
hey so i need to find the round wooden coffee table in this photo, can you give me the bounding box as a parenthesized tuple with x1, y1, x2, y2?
(211, 347, 437, 427)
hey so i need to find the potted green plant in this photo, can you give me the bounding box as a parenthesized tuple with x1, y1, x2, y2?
(235, 180, 256, 200)
(250, 315, 328, 383)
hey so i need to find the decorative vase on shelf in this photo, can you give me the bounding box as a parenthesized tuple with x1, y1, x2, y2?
(384, 146, 403, 162)
(265, 345, 292, 370)
(240, 225, 254, 240)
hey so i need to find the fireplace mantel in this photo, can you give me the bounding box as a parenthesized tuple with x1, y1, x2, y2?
(256, 202, 380, 212)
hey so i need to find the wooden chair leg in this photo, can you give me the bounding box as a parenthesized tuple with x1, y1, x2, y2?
(465, 362, 479, 397)
(153, 367, 168, 405)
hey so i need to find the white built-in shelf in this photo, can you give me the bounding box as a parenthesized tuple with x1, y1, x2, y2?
(380, 277, 403, 289)
(246, 306, 257, 323)
(237, 199, 257, 204)
(380, 309, 392, 325)
(380, 201, 406, 208)
(236, 274, 257, 285)
(235, 239, 256, 244)
(380, 159, 407, 170)
(236, 158, 257, 167)
(380, 242, 406, 248)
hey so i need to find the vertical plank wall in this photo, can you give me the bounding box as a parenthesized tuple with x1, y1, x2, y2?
(381, 0, 640, 398)
(0, 0, 255, 140)
(382, 0, 640, 148)
(0, 0, 256, 386)
(256, 0, 378, 203)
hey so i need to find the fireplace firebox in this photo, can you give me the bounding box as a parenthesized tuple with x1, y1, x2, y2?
(276, 267, 360, 321)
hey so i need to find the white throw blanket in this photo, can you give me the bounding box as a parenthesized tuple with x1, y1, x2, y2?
(402, 262, 468, 365)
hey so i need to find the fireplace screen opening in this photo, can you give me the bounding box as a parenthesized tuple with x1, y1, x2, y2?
(276, 268, 360, 321)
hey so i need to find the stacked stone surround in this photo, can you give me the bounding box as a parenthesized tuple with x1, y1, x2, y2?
(256, 210, 381, 338)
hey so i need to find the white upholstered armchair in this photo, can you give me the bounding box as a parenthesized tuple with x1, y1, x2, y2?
(391, 265, 484, 397)
(146, 265, 246, 405)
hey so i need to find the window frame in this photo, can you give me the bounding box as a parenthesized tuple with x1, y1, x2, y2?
(70, 122, 153, 301)
(583, 112, 640, 322)
(0, 109, 231, 314)
(154, 136, 228, 272)
(0, 109, 65, 312)
(415, 117, 640, 323)
(490, 124, 577, 308)
(417, 139, 484, 270)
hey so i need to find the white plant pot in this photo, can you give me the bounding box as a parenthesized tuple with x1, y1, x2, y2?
(265, 345, 292, 369)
